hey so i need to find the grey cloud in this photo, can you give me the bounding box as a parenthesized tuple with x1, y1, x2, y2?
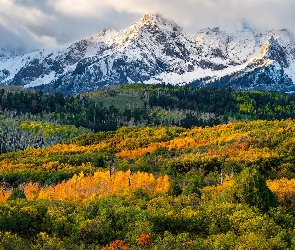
(30, 9, 139, 45)
(0, 14, 46, 51)
(1, 0, 140, 48)
(0, 23, 26, 48)
(0, 0, 295, 50)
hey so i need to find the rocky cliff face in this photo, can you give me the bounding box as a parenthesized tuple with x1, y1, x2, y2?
(0, 14, 295, 94)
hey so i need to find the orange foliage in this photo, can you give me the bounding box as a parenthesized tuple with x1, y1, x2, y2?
(166, 137, 209, 151)
(116, 137, 210, 159)
(137, 233, 153, 246)
(226, 148, 279, 163)
(240, 142, 249, 151)
(0, 158, 11, 169)
(3, 120, 295, 176)
(34, 170, 170, 202)
(24, 182, 40, 200)
(102, 240, 129, 250)
(0, 187, 11, 202)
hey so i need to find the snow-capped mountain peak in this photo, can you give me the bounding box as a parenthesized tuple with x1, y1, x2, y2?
(0, 14, 295, 94)
(139, 13, 182, 34)
(89, 28, 118, 45)
(114, 13, 183, 47)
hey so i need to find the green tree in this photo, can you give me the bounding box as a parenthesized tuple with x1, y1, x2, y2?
(182, 180, 201, 197)
(168, 180, 182, 196)
(226, 167, 277, 212)
(7, 188, 26, 200)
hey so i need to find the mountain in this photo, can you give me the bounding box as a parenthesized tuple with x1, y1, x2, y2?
(0, 14, 295, 94)
(0, 47, 25, 61)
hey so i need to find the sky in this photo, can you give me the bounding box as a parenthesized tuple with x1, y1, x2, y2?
(0, 0, 294, 51)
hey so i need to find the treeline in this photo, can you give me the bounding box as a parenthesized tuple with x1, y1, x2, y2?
(2, 84, 295, 132)
(0, 89, 119, 132)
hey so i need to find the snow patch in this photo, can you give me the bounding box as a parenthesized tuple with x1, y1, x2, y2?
(24, 71, 57, 88)
(146, 65, 241, 85)
(285, 62, 295, 84)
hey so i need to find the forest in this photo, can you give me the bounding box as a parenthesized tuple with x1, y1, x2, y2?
(1, 84, 295, 249)
(2, 84, 295, 133)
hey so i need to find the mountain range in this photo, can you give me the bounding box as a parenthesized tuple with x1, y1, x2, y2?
(1, 14, 295, 95)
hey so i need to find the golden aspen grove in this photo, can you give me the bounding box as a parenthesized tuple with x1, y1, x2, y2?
(2, 85, 295, 249)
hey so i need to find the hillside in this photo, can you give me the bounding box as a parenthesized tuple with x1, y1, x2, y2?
(1, 84, 295, 136)
(1, 85, 295, 248)
(1, 119, 295, 186)
(1, 120, 295, 248)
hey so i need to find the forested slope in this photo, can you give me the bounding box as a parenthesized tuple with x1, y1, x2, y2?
(2, 84, 295, 133)
(2, 85, 295, 248)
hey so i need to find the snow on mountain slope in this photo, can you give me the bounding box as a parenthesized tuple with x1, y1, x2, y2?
(0, 14, 295, 94)
(227, 30, 257, 64)
(0, 48, 25, 62)
(203, 36, 295, 92)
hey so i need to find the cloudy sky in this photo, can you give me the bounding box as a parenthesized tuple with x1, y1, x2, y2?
(0, 0, 294, 51)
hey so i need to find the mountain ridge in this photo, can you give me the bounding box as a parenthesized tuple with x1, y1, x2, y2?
(0, 14, 295, 94)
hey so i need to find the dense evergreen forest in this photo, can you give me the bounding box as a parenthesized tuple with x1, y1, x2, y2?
(2, 84, 295, 132)
(2, 84, 295, 249)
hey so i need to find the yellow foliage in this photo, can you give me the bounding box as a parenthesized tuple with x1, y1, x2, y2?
(267, 178, 295, 207)
(34, 170, 170, 202)
(201, 180, 234, 201)
(24, 182, 40, 201)
(201, 177, 295, 208)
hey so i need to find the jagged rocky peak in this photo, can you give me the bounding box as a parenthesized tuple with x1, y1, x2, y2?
(120, 13, 183, 44)
(140, 13, 182, 32)
(259, 36, 289, 67)
(65, 28, 119, 60)
(194, 27, 228, 40)
(226, 29, 256, 64)
(194, 27, 229, 59)
(89, 28, 118, 44)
